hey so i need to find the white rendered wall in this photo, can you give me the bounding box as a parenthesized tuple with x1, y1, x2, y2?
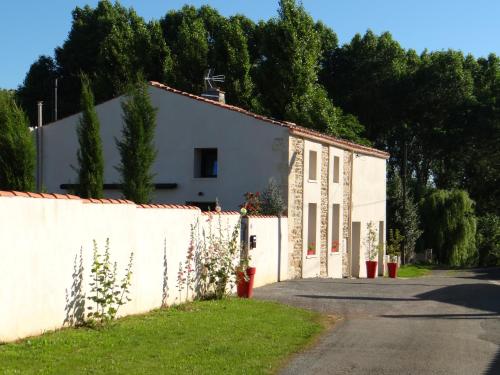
(0, 194, 288, 342)
(247, 216, 288, 285)
(41, 87, 289, 210)
(350, 155, 387, 277)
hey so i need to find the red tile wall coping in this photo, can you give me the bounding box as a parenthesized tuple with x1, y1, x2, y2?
(0, 191, 81, 200)
(0, 191, 199, 210)
(246, 215, 288, 219)
(137, 204, 199, 210)
(202, 211, 241, 216)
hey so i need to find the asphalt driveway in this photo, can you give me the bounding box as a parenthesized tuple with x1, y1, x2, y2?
(254, 268, 500, 375)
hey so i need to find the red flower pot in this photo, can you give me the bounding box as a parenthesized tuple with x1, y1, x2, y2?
(366, 260, 378, 278)
(237, 271, 248, 297)
(237, 267, 257, 298)
(387, 262, 398, 278)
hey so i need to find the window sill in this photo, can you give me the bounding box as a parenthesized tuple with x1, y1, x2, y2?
(305, 254, 318, 259)
(307, 179, 318, 184)
(329, 251, 341, 256)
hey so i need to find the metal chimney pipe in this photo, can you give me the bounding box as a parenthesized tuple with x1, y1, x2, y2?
(37, 101, 43, 192)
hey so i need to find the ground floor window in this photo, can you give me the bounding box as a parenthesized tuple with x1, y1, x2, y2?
(307, 203, 317, 255)
(331, 204, 340, 252)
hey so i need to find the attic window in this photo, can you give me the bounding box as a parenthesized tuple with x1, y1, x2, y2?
(194, 148, 218, 178)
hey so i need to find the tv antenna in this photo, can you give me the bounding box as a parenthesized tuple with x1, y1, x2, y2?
(204, 68, 225, 90)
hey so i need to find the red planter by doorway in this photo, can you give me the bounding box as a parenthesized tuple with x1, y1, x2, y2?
(387, 262, 398, 278)
(237, 267, 256, 298)
(366, 260, 378, 278)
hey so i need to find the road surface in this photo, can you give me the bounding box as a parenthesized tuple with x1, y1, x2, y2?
(255, 268, 500, 375)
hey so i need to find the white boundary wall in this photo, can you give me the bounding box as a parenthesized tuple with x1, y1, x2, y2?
(0, 193, 288, 342)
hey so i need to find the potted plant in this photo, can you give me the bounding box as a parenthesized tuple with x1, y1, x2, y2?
(386, 229, 403, 278)
(365, 222, 379, 278)
(236, 260, 256, 298)
(331, 240, 340, 253)
(307, 243, 315, 256)
(236, 208, 256, 298)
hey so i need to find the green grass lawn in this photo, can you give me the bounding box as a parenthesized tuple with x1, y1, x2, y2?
(0, 299, 325, 375)
(397, 264, 436, 278)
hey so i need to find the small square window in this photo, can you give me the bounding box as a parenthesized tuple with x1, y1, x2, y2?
(308, 151, 317, 181)
(194, 148, 218, 178)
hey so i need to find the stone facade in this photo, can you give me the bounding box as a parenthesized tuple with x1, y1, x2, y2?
(342, 150, 352, 277)
(320, 145, 329, 277)
(287, 136, 304, 279)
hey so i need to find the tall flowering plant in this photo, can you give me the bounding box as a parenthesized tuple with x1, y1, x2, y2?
(177, 213, 243, 301)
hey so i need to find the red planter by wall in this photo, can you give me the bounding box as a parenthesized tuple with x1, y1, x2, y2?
(366, 260, 378, 278)
(237, 267, 257, 298)
(387, 262, 398, 278)
(237, 271, 248, 297)
(246, 267, 256, 298)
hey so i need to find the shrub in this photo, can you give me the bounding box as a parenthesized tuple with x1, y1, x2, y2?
(260, 178, 286, 216)
(365, 221, 379, 261)
(386, 229, 404, 263)
(477, 214, 500, 266)
(419, 189, 477, 266)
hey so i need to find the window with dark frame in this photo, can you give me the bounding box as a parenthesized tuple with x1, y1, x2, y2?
(194, 148, 218, 178)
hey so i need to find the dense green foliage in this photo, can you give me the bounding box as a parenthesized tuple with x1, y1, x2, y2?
(0, 91, 35, 191)
(0, 299, 324, 374)
(116, 81, 158, 204)
(420, 190, 477, 266)
(14, 0, 499, 264)
(75, 75, 104, 198)
(476, 214, 500, 266)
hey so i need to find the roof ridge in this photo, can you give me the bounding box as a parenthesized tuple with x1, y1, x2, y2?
(148, 81, 389, 159)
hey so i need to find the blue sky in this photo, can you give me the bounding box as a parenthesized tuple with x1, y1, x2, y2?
(1, 0, 499, 89)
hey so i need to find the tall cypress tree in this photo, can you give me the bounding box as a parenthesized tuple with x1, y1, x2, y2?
(0, 91, 35, 191)
(116, 81, 157, 204)
(76, 74, 104, 198)
(387, 170, 422, 263)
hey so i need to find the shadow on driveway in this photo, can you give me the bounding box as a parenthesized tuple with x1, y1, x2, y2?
(485, 349, 500, 375)
(296, 295, 416, 302)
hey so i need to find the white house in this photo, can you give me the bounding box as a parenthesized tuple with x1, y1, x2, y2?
(38, 81, 389, 279)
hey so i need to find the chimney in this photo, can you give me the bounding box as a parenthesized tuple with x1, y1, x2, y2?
(201, 87, 225, 104)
